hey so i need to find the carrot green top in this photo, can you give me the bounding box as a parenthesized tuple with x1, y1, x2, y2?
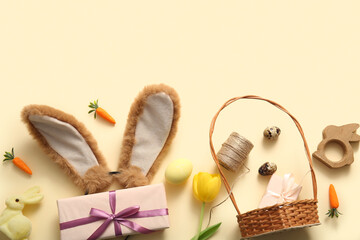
(3, 148, 15, 162)
(88, 100, 100, 119)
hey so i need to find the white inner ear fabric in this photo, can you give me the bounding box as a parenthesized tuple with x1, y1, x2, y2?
(130, 93, 174, 175)
(29, 115, 99, 176)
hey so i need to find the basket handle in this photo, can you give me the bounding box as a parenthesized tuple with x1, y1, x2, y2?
(209, 95, 318, 215)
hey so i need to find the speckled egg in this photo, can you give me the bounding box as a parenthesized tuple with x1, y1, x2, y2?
(263, 126, 281, 140)
(165, 158, 193, 184)
(258, 162, 277, 176)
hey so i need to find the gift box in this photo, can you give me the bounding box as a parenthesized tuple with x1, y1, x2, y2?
(258, 173, 302, 209)
(57, 184, 170, 240)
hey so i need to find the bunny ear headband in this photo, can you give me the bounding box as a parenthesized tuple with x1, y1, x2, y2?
(21, 84, 180, 194)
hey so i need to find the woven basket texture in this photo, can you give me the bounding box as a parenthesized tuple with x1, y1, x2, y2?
(237, 199, 319, 238)
(209, 96, 321, 239)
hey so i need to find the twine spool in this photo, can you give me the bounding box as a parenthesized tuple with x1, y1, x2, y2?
(216, 132, 254, 172)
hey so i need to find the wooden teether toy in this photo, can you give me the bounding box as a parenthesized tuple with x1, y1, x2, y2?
(312, 123, 360, 168)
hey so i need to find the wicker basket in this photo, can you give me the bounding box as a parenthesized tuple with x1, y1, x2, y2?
(209, 96, 320, 238)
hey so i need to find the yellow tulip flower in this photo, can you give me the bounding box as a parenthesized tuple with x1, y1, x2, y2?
(192, 172, 221, 240)
(193, 172, 221, 202)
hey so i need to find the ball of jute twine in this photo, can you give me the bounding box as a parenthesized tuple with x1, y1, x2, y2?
(217, 132, 254, 172)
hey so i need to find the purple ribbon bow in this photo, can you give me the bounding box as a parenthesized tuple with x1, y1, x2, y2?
(60, 191, 168, 240)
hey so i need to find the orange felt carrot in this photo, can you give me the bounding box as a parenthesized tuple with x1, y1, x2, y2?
(326, 184, 341, 218)
(3, 148, 32, 175)
(88, 100, 116, 124)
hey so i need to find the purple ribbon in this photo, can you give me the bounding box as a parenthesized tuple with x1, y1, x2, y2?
(60, 191, 168, 240)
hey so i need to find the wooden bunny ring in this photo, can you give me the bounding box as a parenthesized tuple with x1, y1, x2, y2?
(21, 84, 180, 194)
(312, 124, 360, 168)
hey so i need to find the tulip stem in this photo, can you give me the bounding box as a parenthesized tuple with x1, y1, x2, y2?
(195, 202, 206, 240)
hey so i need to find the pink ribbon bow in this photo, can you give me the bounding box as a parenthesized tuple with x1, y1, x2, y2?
(266, 173, 302, 204)
(60, 191, 168, 240)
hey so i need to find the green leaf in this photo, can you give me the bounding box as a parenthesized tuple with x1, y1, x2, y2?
(89, 100, 99, 110)
(88, 110, 95, 114)
(3, 149, 14, 161)
(94, 112, 97, 119)
(191, 222, 221, 240)
(3, 153, 13, 160)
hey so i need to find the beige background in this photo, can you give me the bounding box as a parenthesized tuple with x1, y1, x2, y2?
(1, 1, 360, 239)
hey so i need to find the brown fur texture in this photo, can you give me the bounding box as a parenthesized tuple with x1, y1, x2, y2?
(113, 166, 149, 188)
(21, 105, 112, 193)
(117, 84, 181, 186)
(82, 166, 113, 193)
(21, 84, 180, 193)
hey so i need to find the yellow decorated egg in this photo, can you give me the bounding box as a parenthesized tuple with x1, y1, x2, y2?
(165, 158, 193, 184)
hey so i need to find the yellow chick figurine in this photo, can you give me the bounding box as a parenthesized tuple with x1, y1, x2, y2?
(0, 186, 43, 240)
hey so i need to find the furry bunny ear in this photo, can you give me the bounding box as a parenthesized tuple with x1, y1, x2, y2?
(115, 84, 180, 188)
(22, 105, 112, 193)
